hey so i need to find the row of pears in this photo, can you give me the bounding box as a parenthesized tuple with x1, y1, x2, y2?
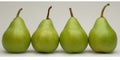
(2, 3, 117, 53)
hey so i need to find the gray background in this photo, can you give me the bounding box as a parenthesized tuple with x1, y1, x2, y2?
(0, 2, 120, 56)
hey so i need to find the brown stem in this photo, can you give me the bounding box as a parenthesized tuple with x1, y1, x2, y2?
(69, 8, 74, 17)
(16, 8, 23, 17)
(46, 6, 52, 19)
(100, 3, 110, 17)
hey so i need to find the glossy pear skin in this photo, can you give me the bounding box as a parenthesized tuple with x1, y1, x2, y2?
(60, 17, 88, 53)
(2, 17, 31, 53)
(89, 17, 117, 53)
(32, 19, 59, 53)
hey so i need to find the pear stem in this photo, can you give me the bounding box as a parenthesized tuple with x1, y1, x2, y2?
(69, 8, 74, 17)
(100, 3, 110, 17)
(16, 8, 23, 17)
(46, 6, 52, 19)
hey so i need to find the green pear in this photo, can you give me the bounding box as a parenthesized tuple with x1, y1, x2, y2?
(89, 3, 117, 53)
(60, 8, 88, 53)
(2, 8, 31, 53)
(31, 6, 59, 53)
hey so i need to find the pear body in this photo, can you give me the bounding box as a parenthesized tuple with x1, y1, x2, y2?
(60, 17, 88, 53)
(32, 19, 59, 53)
(89, 17, 117, 53)
(2, 17, 31, 53)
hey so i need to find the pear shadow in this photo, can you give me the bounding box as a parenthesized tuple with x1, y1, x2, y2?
(84, 49, 118, 55)
(31, 50, 58, 55)
(94, 51, 118, 54)
(1, 49, 37, 54)
(2, 50, 27, 54)
(36, 52, 55, 54)
(0, 50, 30, 57)
(65, 51, 85, 54)
(54, 49, 88, 54)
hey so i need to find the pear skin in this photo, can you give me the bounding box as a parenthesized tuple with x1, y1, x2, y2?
(89, 3, 117, 53)
(2, 8, 31, 53)
(31, 6, 59, 53)
(60, 8, 88, 53)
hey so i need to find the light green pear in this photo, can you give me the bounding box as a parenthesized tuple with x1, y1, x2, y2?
(89, 3, 117, 53)
(60, 8, 88, 53)
(2, 8, 31, 53)
(31, 6, 59, 53)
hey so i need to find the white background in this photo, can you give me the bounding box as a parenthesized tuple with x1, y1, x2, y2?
(0, 2, 120, 57)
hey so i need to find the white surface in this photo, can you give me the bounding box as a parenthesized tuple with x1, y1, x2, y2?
(0, 2, 120, 56)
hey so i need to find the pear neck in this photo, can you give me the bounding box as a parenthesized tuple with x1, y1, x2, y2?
(94, 17, 110, 28)
(9, 17, 25, 28)
(38, 19, 53, 28)
(65, 17, 82, 29)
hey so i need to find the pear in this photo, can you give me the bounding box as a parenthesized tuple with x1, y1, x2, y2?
(31, 6, 59, 53)
(60, 8, 88, 53)
(89, 3, 117, 53)
(2, 8, 31, 53)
